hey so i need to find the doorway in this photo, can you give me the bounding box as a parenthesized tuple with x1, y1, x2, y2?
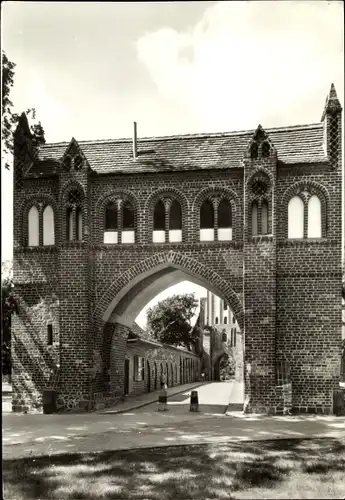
(147, 360, 151, 392)
(124, 358, 129, 395)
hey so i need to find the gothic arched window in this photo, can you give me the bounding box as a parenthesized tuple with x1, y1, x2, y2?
(261, 200, 268, 235)
(76, 207, 83, 241)
(105, 203, 118, 230)
(169, 200, 182, 242)
(307, 195, 321, 239)
(288, 196, 304, 239)
(218, 199, 232, 241)
(66, 190, 83, 242)
(200, 199, 214, 241)
(122, 201, 135, 243)
(103, 199, 136, 244)
(43, 205, 55, 246)
(251, 201, 258, 236)
(28, 206, 39, 246)
(153, 200, 166, 243)
(104, 202, 118, 243)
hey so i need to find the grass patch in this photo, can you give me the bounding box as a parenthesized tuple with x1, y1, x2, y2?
(3, 437, 345, 499)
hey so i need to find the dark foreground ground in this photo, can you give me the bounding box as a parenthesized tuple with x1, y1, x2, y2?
(4, 437, 345, 500)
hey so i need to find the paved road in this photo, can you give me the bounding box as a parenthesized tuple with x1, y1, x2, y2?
(3, 408, 345, 461)
(3, 378, 344, 461)
(136, 380, 238, 414)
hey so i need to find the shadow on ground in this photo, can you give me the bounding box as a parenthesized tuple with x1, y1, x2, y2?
(3, 437, 345, 500)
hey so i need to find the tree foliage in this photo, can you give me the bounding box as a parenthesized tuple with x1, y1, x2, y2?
(2, 51, 46, 169)
(219, 352, 235, 380)
(2, 51, 16, 167)
(146, 293, 199, 351)
(2, 273, 15, 375)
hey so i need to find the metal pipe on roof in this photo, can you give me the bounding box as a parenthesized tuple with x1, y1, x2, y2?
(133, 121, 137, 160)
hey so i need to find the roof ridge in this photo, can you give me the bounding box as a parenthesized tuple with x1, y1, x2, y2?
(40, 122, 323, 149)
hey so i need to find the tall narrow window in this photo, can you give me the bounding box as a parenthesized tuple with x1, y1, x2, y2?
(76, 207, 83, 241)
(261, 200, 268, 235)
(262, 141, 270, 157)
(67, 208, 73, 241)
(307, 195, 321, 238)
(153, 200, 165, 243)
(105, 203, 118, 230)
(224, 317, 228, 324)
(64, 156, 72, 170)
(47, 324, 53, 346)
(200, 200, 214, 241)
(43, 205, 55, 246)
(74, 155, 82, 170)
(28, 206, 39, 246)
(288, 196, 304, 239)
(169, 200, 182, 242)
(250, 142, 258, 159)
(104, 202, 118, 244)
(66, 190, 83, 242)
(218, 199, 232, 241)
(215, 317, 219, 324)
(251, 202, 258, 236)
(122, 201, 135, 243)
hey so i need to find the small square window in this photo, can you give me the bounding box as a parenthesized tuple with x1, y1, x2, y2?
(47, 324, 53, 345)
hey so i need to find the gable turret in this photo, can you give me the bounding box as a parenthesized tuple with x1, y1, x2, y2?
(321, 83, 342, 167)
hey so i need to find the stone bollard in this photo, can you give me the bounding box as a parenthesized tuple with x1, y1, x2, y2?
(333, 388, 345, 416)
(158, 389, 168, 411)
(190, 390, 199, 412)
(43, 389, 57, 414)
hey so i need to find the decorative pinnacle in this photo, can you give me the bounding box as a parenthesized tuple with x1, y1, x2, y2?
(329, 83, 338, 99)
(321, 83, 342, 121)
(14, 112, 32, 138)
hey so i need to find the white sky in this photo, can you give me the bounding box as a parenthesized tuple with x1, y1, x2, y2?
(1, 1, 344, 325)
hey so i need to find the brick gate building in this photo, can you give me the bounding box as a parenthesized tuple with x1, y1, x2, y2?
(12, 85, 343, 414)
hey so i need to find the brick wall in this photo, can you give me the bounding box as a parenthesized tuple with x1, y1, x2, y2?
(11, 99, 343, 414)
(124, 341, 200, 396)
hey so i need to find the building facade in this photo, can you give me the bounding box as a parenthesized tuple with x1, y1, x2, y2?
(199, 291, 243, 383)
(125, 324, 200, 398)
(11, 85, 343, 414)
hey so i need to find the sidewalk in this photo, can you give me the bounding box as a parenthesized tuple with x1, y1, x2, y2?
(2, 382, 12, 394)
(2, 382, 12, 413)
(99, 381, 205, 414)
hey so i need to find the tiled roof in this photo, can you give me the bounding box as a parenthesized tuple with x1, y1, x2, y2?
(128, 322, 154, 342)
(29, 122, 327, 177)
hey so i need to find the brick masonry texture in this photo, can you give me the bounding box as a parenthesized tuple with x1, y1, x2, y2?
(11, 86, 343, 414)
